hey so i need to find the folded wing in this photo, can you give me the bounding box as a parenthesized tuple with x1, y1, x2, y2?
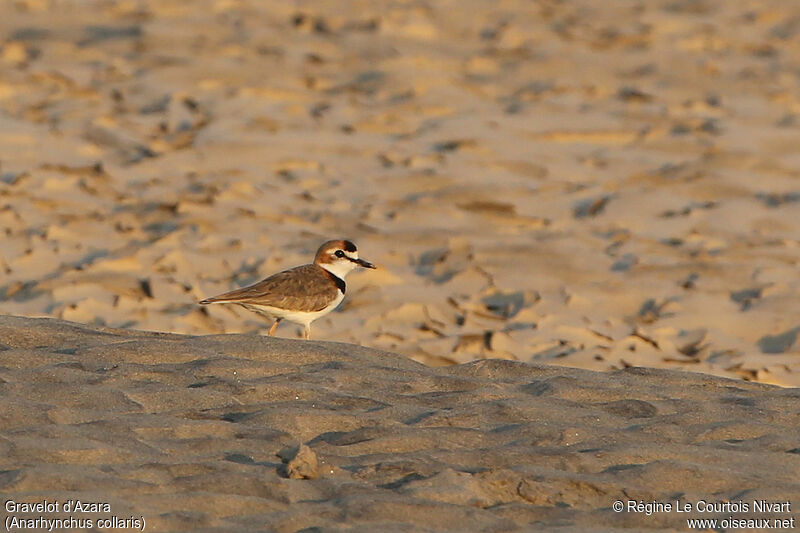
(199, 264, 342, 312)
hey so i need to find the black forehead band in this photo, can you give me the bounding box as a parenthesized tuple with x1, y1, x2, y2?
(343, 240, 357, 252)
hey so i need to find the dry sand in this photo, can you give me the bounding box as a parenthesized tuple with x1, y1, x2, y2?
(0, 0, 798, 385)
(1, 315, 799, 532)
(1, 1, 800, 530)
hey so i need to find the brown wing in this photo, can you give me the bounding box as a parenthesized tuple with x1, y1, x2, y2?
(199, 264, 343, 312)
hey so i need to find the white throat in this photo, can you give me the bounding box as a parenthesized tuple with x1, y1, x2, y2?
(320, 260, 356, 281)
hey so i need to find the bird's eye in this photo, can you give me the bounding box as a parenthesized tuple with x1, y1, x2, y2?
(334, 250, 345, 258)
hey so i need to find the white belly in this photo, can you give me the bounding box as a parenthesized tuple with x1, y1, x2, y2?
(239, 291, 345, 327)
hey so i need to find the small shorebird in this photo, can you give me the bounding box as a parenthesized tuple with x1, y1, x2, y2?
(199, 240, 375, 339)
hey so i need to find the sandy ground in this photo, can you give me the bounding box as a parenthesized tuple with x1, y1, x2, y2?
(2, 3, 800, 531)
(1, 0, 800, 386)
(1, 316, 798, 532)
(0, 0, 799, 385)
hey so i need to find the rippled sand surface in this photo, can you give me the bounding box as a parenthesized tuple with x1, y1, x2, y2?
(2, 316, 799, 531)
(0, 0, 799, 386)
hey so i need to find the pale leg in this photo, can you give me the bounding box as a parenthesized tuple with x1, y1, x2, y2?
(304, 324, 311, 340)
(268, 319, 281, 336)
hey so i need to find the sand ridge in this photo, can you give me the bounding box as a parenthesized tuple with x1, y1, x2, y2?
(1, 315, 799, 531)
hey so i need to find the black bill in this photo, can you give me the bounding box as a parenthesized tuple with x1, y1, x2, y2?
(353, 257, 376, 269)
